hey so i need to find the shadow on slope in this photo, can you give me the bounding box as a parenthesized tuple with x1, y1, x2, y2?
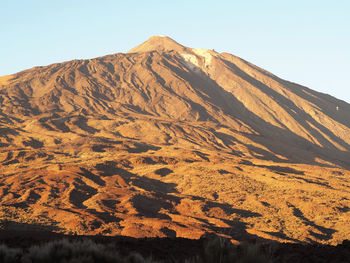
(164, 55, 350, 169)
(92, 161, 273, 242)
(221, 58, 350, 153)
(243, 57, 350, 129)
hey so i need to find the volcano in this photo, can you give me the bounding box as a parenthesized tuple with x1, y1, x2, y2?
(0, 36, 349, 244)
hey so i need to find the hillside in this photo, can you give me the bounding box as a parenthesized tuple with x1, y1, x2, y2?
(0, 36, 349, 244)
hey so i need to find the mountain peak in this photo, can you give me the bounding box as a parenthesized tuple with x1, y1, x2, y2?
(1, 34, 350, 244)
(127, 35, 188, 53)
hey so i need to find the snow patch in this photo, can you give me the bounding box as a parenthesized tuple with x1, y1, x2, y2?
(192, 48, 213, 68)
(180, 53, 200, 71)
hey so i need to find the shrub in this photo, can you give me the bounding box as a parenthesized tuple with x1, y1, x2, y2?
(0, 237, 274, 263)
(203, 236, 272, 263)
(203, 236, 239, 263)
(0, 244, 22, 263)
(237, 243, 271, 263)
(22, 239, 146, 263)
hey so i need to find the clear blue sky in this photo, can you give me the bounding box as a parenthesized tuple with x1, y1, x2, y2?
(1, 0, 349, 103)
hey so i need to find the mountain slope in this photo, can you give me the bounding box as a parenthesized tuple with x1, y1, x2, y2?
(0, 36, 349, 244)
(1, 36, 349, 167)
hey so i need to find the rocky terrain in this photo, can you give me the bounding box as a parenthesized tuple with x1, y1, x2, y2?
(0, 36, 349, 245)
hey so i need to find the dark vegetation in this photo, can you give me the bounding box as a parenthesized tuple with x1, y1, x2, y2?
(1, 231, 350, 262)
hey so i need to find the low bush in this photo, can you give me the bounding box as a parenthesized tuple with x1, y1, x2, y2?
(0, 244, 22, 263)
(203, 236, 271, 263)
(23, 239, 118, 263)
(0, 237, 273, 263)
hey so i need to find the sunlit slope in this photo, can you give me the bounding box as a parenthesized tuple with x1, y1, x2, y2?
(0, 36, 349, 244)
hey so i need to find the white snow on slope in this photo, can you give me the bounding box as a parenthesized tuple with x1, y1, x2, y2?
(180, 53, 200, 71)
(192, 48, 213, 68)
(180, 48, 217, 72)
